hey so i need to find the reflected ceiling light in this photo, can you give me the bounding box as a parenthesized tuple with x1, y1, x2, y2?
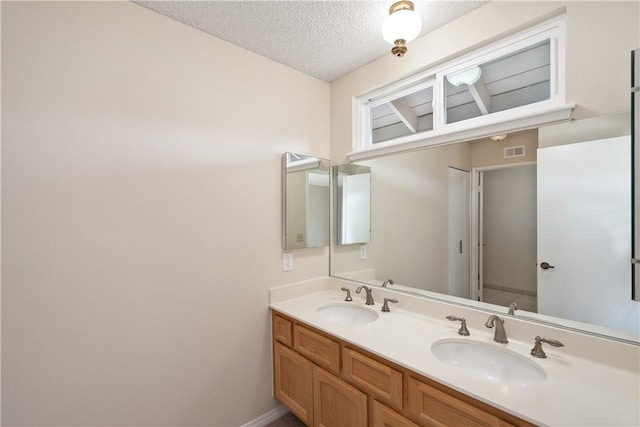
(382, 1, 422, 58)
(446, 66, 482, 87)
(490, 134, 508, 142)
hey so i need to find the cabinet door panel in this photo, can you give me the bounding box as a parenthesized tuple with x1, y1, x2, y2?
(294, 324, 340, 374)
(407, 377, 512, 427)
(372, 400, 419, 427)
(313, 366, 367, 427)
(343, 347, 403, 410)
(274, 342, 313, 426)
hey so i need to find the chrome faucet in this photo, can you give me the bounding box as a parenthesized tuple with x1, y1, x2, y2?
(381, 279, 395, 288)
(355, 285, 375, 305)
(485, 315, 508, 343)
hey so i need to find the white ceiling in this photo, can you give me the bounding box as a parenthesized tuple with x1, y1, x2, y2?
(133, 1, 487, 82)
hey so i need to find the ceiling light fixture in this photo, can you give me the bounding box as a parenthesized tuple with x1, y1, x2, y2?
(446, 65, 482, 87)
(382, 1, 422, 58)
(490, 134, 508, 142)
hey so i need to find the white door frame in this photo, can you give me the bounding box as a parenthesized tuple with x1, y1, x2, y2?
(448, 167, 471, 299)
(470, 161, 536, 302)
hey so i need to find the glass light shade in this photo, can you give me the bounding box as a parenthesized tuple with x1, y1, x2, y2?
(446, 66, 482, 87)
(382, 9, 422, 44)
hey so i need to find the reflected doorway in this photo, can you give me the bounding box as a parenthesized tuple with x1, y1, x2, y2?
(475, 164, 538, 311)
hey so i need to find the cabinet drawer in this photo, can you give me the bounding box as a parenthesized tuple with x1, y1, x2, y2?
(407, 377, 513, 427)
(371, 400, 419, 427)
(273, 313, 293, 347)
(274, 342, 313, 426)
(293, 324, 340, 374)
(342, 347, 403, 410)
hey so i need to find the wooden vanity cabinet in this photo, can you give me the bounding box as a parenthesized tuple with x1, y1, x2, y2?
(272, 311, 533, 427)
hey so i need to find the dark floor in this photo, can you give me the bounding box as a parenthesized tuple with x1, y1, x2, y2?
(265, 411, 306, 427)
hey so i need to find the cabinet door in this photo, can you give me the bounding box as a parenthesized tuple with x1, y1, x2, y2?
(407, 377, 513, 427)
(294, 324, 340, 374)
(342, 347, 403, 410)
(274, 342, 313, 426)
(371, 400, 419, 427)
(313, 365, 367, 427)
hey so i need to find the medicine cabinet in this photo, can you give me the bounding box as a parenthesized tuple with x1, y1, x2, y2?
(282, 153, 330, 249)
(333, 164, 371, 245)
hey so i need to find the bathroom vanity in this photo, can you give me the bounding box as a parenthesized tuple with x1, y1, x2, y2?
(269, 278, 640, 427)
(273, 311, 532, 426)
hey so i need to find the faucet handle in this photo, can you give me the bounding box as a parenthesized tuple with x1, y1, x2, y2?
(341, 287, 353, 302)
(381, 298, 398, 312)
(508, 302, 519, 315)
(446, 315, 470, 336)
(382, 279, 395, 288)
(530, 336, 565, 358)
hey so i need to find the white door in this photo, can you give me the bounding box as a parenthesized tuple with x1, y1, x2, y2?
(538, 136, 638, 335)
(448, 167, 470, 299)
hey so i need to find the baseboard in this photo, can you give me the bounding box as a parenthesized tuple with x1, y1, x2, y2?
(242, 405, 289, 427)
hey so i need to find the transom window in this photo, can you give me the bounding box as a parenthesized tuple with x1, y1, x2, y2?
(352, 15, 572, 161)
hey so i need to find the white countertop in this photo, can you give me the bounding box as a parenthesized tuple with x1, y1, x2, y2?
(269, 278, 640, 427)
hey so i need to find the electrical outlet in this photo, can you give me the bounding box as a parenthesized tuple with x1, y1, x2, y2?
(282, 253, 293, 272)
(360, 244, 367, 260)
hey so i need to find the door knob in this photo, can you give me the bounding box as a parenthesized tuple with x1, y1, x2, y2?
(540, 262, 555, 270)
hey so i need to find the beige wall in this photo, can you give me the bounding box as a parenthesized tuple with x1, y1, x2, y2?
(1, 2, 329, 425)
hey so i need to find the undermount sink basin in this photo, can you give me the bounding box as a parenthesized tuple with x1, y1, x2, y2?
(316, 303, 379, 325)
(431, 339, 546, 385)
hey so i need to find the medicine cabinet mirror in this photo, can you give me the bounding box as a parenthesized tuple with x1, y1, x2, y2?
(282, 152, 330, 250)
(333, 164, 371, 245)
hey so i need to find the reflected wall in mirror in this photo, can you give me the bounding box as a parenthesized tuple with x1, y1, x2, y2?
(333, 164, 371, 245)
(282, 153, 330, 249)
(330, 114, 640, 342)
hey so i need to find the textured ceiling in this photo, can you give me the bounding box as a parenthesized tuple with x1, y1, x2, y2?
(133, 1, 487, 82)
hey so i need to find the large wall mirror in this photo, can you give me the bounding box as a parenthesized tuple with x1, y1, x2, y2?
(282, 153, 330, 249)
(330, 113, 640, 343)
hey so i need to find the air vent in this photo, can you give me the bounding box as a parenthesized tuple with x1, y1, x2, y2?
(504, 145, 526, 159)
